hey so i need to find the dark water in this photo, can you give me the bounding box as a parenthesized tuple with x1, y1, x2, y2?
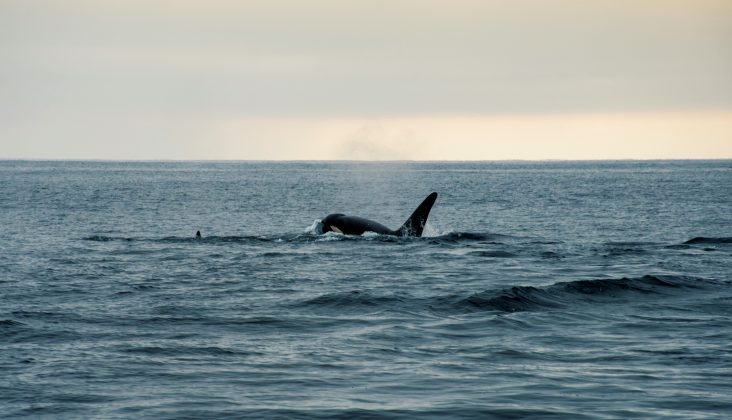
(1, 160, 731, 419)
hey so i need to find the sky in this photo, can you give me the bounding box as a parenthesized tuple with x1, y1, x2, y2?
(1, 0, 731, 160)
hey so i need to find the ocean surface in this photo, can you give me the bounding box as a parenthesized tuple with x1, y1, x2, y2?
(1, 160, 731, 419)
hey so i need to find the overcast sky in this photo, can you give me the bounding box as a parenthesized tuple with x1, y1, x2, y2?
(1, 0, 731, 159)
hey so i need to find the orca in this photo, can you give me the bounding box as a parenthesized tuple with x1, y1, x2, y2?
(319, 192, 438, 237)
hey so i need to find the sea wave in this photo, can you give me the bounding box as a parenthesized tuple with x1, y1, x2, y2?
(295, 275, 724, 315)
(684, 237, 732, 245)
(81, 231, 509, 244)
(456, 275, 716, 313)
(300, 290, 406, 312)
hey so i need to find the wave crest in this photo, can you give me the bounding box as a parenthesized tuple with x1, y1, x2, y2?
(294, 276, 722, 316)
(684, 237, 732, 245)
(301, 291, 405, 312)
(458, 275, 712, 313)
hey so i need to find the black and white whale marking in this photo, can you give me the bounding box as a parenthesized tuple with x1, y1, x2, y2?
(319, 192, 438, 237)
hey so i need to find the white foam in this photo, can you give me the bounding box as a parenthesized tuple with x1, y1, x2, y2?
(421, 222, 446, 238)
(304, 219, 323, 234)
(315, 231, 344, 241)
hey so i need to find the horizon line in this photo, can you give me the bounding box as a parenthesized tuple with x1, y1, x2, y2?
(2, 158, 731, 163)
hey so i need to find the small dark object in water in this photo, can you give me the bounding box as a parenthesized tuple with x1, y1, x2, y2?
(195, 230, 201, 239)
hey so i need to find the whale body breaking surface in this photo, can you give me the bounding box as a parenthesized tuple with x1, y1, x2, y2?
(319, 192, 438, 237)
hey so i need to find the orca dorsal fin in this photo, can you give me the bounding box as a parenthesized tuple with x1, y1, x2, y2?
(396, 192, 438, 237)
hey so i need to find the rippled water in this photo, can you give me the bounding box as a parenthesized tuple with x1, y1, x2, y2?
(1, 160, 731, 418)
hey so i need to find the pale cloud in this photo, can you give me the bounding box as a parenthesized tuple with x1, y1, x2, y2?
(0, 1, 730, 159)
(198, 111, 732, 160)
(4, 111, 730, 160)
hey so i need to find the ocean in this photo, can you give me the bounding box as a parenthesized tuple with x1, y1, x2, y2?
(1, 160, 731, 419)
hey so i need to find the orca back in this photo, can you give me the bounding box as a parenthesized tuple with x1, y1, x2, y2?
(325, 215, 392, 236)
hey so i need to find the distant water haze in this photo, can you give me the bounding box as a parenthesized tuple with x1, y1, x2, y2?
(1, 1, 731, 160)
